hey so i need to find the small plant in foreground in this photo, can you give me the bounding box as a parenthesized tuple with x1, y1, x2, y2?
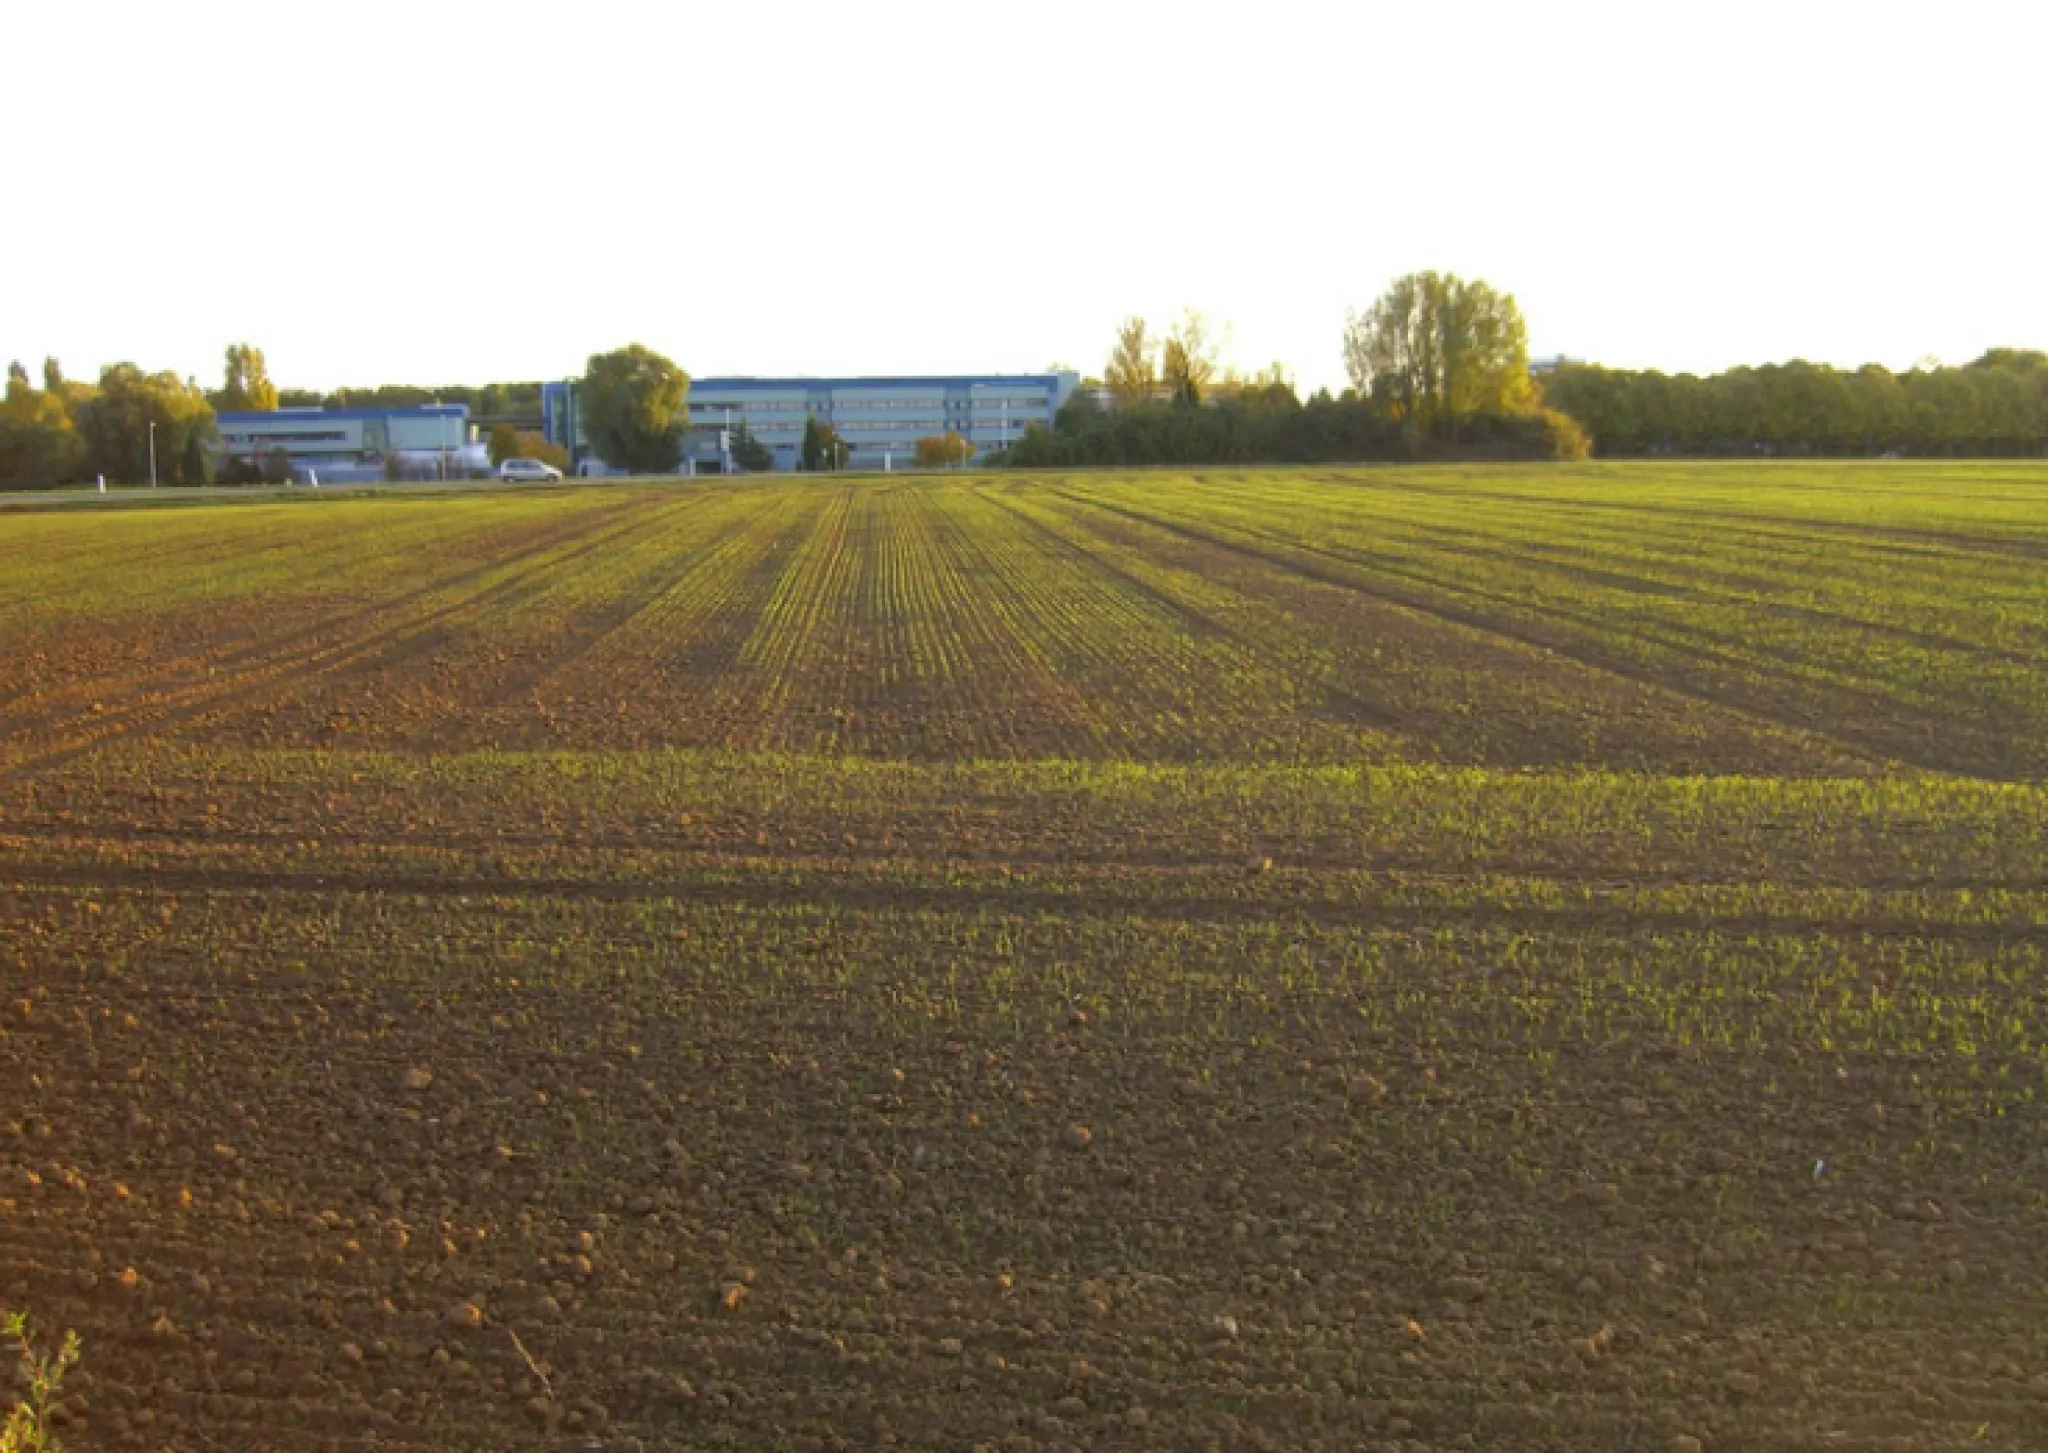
(2, 1313, 81, 1453)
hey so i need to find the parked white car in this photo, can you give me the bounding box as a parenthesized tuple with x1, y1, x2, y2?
(498, 458, 564, 482)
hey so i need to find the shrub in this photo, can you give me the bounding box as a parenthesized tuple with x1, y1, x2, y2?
(215, 454, 265, 486)
(2, 1312, 81, 1453)
(914, 432, 974, 468)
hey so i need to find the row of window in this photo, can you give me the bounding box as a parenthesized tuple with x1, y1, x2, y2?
(221, 430, 349, 444)
(700, 425, 1024, 445)
(695, 396, 1049, 414)
(701, 422, 1033, 436)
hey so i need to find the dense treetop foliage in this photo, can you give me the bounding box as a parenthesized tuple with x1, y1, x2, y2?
(1540, 352, 2048, 457)
(1005, 278, 1577, 469)
(1344, 272, 1533, 425)
(273, 381, 546, 417)
(579, 345, 691, 475)
(1, 358, 216, 487)
(214, 343, 278, 413)
(1002, 387, 1590, 468)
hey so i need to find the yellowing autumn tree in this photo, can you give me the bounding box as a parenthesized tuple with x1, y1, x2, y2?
(1343, 272, 1532, 426)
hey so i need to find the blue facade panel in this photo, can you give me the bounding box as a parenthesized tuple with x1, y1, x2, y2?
(682, 372, 1079, 472)
(541, 372, 1081, 474)
(213, 406, 474, 483)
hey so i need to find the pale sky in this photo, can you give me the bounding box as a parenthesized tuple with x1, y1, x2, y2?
(8, 0, 2043, 396)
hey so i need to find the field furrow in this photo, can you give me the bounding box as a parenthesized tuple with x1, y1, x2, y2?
(3, 463, 2046, 1452)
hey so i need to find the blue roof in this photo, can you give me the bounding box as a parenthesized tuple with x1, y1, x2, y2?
(689, 374, 1070, 392)
(216, 405, 467, 424)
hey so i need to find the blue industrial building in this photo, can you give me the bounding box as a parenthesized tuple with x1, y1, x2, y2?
(542, 373, 1079, 473)
(214, 405, 479, 483)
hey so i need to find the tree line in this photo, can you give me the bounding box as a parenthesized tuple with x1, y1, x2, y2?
(1, 358, 217, 487)
(9, 316, 2047, 489)
(1539, 352, 2048, 457)
(276, 380, 545, 418)
(0, 343, 566, 489)
(1004, 384, 1590, 468)
(0, 340, 703, 487)
(1004, 274, 1590, 468)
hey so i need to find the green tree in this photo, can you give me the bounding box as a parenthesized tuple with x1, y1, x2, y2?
(1344, 272, 1531, 427)
(510, 429, 569, 470)
(1970, 348, 2048, 373)
(1053, 388, 1099, 436)
(216, 343, 278, 412)
(800, 415, 847, 471)
(0, 363, 84, 489)
(1163, 309, 1220, 405)
(579, 344, 690, 473)
(3, 1310, 82, 1453)
(1541, 353, 2048, 458)
(1104, 317, 1156, 408)
(74, 364, 216, 486)
(729, 421, 774, 472)
(488, 424, 570, 470)
(1161, 308, 1220, 407)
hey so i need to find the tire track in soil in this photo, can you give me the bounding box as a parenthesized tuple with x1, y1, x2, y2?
(1026, 490, 1906, 772)
(6, 819, 2044, 893)
(3, 857, 2039, 945)
(0, 498, 640, 734)
(0, 498, 666, 781)
(1094, 481, 1924, 712)
(1352, 473, 2048, 563)
(1266, 494, 2048, 671)
(462, 494, 759, 705)
(529, 490, 831, 751)
(904, 489, 1125, 757)
(410, 494, 799, 754)
(1057, 489, 1936, 775)
(991, 489, 1436, 742)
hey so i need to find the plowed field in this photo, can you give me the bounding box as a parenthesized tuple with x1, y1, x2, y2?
(4, 463, 2047, 1452)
